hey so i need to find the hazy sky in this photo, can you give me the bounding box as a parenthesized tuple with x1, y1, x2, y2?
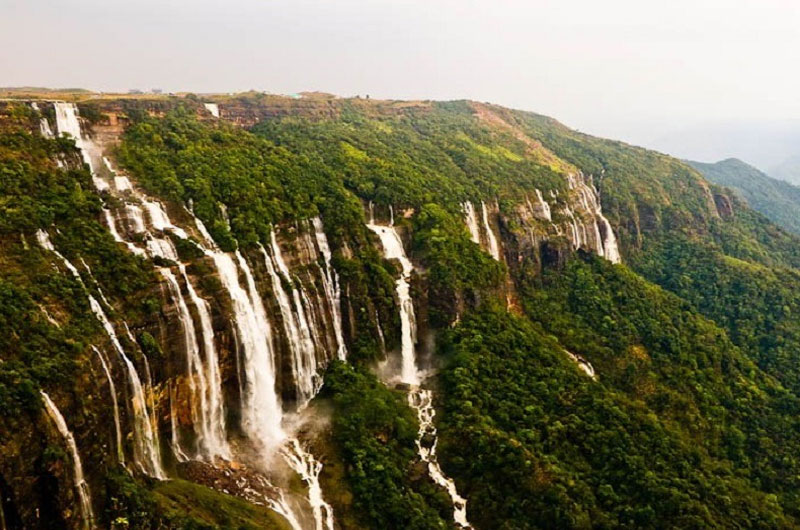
(3, 0, 800, 162)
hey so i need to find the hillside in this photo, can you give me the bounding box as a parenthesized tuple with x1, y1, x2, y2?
(3, 92, 800, 529)
(688, 157, 800, 235)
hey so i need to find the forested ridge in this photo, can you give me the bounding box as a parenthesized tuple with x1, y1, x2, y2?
(3, 93, 800, 528)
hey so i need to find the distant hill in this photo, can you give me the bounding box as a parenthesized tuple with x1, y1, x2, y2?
(688, 157, 800, 234)
(770, 155, 800, 185)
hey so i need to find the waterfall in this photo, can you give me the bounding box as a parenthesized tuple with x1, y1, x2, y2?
(480, 201, 501, 261)
(31, 102, 54, 138)
(181, 264, 229, 458)
(534, 189, 552, 221)
(366, 220, 472, 527)
(462, 202, 481, 245)
(93, 346, 124, 465)
(53, 102, 109, 191)
(204, 103, 220, 118)
(35, 230, 165, 478)
(263, 231, 320, 407)
(40, 392, 95, 530)
(410, 390, 472, 528)
(565, 174, 622, 264)
(365, 221, 419, 385)
(95, 158, 231, 463)
(311, 217, 346, 360)
(566, 351, 597, 379)
(599, 215, 621, 263)
(169, 381, 190, 462)
(206, 246, 285, 451)
(162, 268, 230, 460)
(282, 438, 335, 530)
(88, 295, 166, 478)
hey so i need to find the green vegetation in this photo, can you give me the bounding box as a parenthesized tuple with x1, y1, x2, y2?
(321, 362, 452, 529)
(440, 278, 800, 527)
(688, 158, 800, 235)
(9, 92, 800, 529)
(105, 470, 291, 529)
(0, 103, 155, 417)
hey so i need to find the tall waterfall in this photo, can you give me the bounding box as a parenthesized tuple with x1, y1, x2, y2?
(93, 346, 124, 465)
(311, 217, 346, 360)
(263, 231, 321, 407)
(365, 220, 419, 385)
(563, 174, 622, 264)
(180, 263, 229, 458)
(88, 295, 166, 478)
(161, 268, 230, 460)
(366, 218, 472, 527)
(53, 102, 108, 191)
(36, 230, 165, 478)
(212, 246, 285, 451)
(50, 101, 336, 526)
(40, 392, 96, 530)
(94, 154, 232, 463)
(462, 202, 482, 245)
(480, 201, 501, 261)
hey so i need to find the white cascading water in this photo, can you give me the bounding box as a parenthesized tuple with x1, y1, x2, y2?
(40, 391, 96, 530)
(462, 202, 481, 245)
(31, 102, 54, 138)
(410, 390, 472, 528)
(566, 351, 597, 380)
(161, 268, 230, 460)
(53, 102, 108, 191)
(204, 103, 220, 118)
(264, 231, 320, 406)
(367, 217, 472, 528)
(53, 102, 333, 527)
(93, 346, 124, 465)
(226, 248, 286, 451)
(88, 295, 166, 478)
(480, 201, 501, 261)
(535, 189, 552, 221)
(180, 263, 229, 458)
(211, 243, 322, 529)
(95, 154, 231, 462)
(565, 174, 621, 264)
(311, 217, 346, 360)
(365, 220, 419, 386)
(36, 230, 165, 478)
(169, 381, 190, 462)
(282, 439, 335, 530)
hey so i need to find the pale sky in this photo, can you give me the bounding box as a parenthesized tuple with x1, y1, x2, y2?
(2, 0, 800, 166)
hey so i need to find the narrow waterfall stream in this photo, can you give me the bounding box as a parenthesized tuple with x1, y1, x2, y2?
(36, 230, 165, 478)
(366, 215, 473, 528)
(480, 201, 501, 261)
(462, 201, 482, 245)
(311, 217, 346, 360)
(40, 392, 96, 530)
(282, 439, 335, 530)
(365, 221, 420, 385)
(92, 346, 124, 465)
